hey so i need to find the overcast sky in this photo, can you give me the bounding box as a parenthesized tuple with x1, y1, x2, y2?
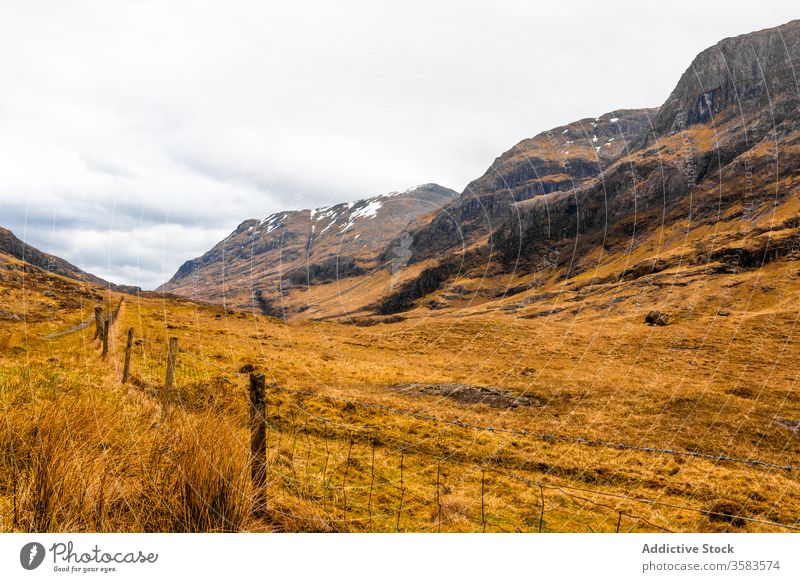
(0, 1, 797, 289)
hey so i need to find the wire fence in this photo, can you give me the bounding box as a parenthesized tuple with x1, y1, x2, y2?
(76, 306, 800, 533)
(120, 328, 797, 472)
(267, 385, 797, 472)
(265, 387, 800, 532)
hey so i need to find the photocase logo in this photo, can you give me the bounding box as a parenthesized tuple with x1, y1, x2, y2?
(20, 542, 46, 570)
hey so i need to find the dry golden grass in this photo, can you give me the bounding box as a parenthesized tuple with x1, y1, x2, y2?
(1, 249, 800, 533)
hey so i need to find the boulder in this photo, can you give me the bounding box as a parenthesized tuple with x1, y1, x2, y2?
(645, 310, 670, 326)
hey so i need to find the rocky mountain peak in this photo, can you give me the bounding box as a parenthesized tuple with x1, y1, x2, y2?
(652, 19, 800, 137)
(159, 183, 458, 311)
(393, 108, 657, 264)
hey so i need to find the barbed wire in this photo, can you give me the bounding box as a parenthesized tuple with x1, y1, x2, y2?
(285, 399, 692, 532)
(177, 343, 244, 376)
(150, 341, 798, 472)
(83, 325, 800, 532)
(488, 467, 800, 532)
(283, 398, 678, 532)
(284, 398, 800, 533)
(262, 384, 796, 472)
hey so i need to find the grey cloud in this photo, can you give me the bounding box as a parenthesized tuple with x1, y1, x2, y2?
(82, 155, 139, 180)
(2, 198, 214, 234)
(170, 147, 364, 214)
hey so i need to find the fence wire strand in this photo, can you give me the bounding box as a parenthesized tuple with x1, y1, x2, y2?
(93, 323, 800, 532)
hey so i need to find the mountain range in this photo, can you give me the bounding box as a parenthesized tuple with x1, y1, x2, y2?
(5, 19, 800, 324)
(157, 184, 457, 316)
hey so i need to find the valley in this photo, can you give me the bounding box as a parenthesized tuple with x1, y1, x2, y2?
(2, 18, 800, 533)
(1, 242, 799, 532)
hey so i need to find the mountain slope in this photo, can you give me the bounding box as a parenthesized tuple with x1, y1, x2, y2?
(158, 184, 457, 313)
(161, 19, 800, 323)
(0, 227, 139, 294)
(375, 19, 800, 316)
(393, 108, 658, 264)
(502, 19, 800, 266)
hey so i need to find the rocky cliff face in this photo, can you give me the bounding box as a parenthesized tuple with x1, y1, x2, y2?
(376, 19, 800, 315)
(651, 20, 800, 137)
(158, 184, 457, 312)
(391, 109, 657, 264)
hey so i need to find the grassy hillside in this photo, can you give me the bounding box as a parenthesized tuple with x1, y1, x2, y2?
(1, 250, 799, 532)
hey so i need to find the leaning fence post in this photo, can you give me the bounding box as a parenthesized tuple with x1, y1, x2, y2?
(94, 306, 103, 339)
(162, 337, 178, 420)
(101, 320, 110, 359)
(249, 372, 267, 513)
(121, 328, 134, 383)
(112, 298, 123, 322)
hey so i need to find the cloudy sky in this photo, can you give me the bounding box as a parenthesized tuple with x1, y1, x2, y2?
(0, 1, 797, 289)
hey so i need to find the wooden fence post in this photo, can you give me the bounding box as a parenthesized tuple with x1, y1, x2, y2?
(122, 328, 134, 383)
(94, 306, 103, 340)
(112, 298, 123, 322)
(101, 320, 110, 359)
(249, 372, 267, 513)
(538, 484, 545, 533)
(396, 451, 404, 532)
(436, 459, 442, 533)
(162, 337, 178, 420)
(481, 469, 486, 533)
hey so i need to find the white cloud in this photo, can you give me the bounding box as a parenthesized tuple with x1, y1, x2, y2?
(0, 0, 796, 288)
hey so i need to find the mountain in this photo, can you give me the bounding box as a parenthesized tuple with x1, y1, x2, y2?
(497, 19, 800, 268)
(376, 19, 800, 315)
(651, 20, 800, 137)
(392, 108, 657, 264)
(0, 227, 139, 294)
(158, 112, 657, 318)
(162, 19, 800, 323)
(158, 184, 458, 314)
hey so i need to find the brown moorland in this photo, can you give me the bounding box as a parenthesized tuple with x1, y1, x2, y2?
(1, 239, 799, 532)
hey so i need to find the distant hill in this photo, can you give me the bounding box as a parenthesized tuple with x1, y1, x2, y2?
(158, 184, 458, 314)
(0, 227, 140, 294)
